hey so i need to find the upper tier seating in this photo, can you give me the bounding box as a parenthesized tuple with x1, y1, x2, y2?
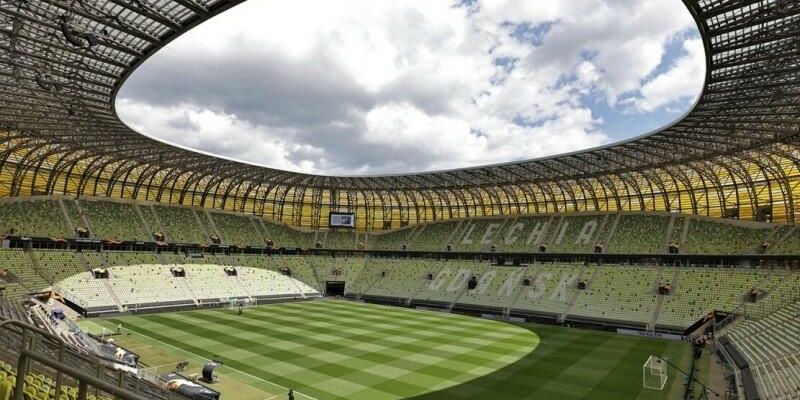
(79, 200, 147, 241)
(768, 225, 800, 255)
(367, 227, 416, 251)
(258, 221, 313, 249)
(455, 218, 508, 252)
(20, 200, 70, 238)
(607, 214, 671, 254)
(323, 230, 356, 250)
(500, 215, 553, 253)
(138, 205, 161, 238)
(0, 298, 31, 323)
(153, 206, 209, 244)
(62, 200, 84, 232)
(0, 200, 69, 238)
(0, 202, 26, 236)
(546, 214, 610, 253)
(683, 219, 772, 255)
(3, 197, 800, 256)
(409, 221, 459, 251)
(211, 212, 264, 247)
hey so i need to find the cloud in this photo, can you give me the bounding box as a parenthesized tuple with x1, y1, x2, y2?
(117, 0, 702, 175)
(634, 38, 706, 112)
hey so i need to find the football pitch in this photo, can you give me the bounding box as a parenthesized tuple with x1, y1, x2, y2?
(97, 300, 693, 400)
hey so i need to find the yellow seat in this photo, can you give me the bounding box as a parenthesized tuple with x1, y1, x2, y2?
(0, 378, 13, 400)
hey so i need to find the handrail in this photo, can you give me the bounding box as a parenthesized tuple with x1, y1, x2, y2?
(714, 340, 746, 400)
(1, 318, 69, 399)
(0, 318, 148, 400)
(0, 318, 63, 342)
(15, 349, 149, 400)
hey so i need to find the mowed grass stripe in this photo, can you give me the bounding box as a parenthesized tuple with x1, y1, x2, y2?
(109, 301, 539, 399)
(108, 301, 688, 400)
(396, 327, 613, 400)
(115, 311, 523, 399)
(526, 334, 646, 399)
(147, 304, 534, 368)
(148, 308, 523, 367)
(140, 307, 534, 383)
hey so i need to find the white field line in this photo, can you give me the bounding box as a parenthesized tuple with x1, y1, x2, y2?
(120, 324, 322, 400)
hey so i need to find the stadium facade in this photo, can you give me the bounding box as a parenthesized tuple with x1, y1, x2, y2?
(0, 0, 799, 232)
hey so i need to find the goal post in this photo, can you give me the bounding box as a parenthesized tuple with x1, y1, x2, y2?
(228, 297, 254, 310)
(643, 355, 668, 391)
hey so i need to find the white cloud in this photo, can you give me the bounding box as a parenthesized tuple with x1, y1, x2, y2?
(117, 0, 703, 175)
(635, 38, 706, 112)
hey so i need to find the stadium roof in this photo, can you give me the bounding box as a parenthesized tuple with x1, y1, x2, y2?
(1, 0, 799, 227)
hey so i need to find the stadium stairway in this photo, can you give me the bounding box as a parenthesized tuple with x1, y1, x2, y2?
(55, 198, 76, 237)
(560, 266, 600, 323)
(6, 196, 800, 254)
(505, 266, 541, 317)
(646, 267, 666, 328)
(76, 252, 124, 312)
(176, 275, 201, 306)
(405, 261, 449, 305)
(73, 200, 96, 237)
(351, 262, 386, 300)
(724, 301, 800, 399)
(132, 203, 157, 242)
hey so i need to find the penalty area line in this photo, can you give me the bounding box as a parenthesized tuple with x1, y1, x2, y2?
(121, 325, 322, 400)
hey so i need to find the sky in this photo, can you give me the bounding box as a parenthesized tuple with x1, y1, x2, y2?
(116, 0, 705, 176)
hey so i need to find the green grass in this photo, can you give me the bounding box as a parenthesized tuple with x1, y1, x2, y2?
(103, 300, 691, 400)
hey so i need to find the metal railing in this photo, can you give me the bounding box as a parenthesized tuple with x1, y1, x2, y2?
(0, 319, 148, 400)
(14, 348, 149, 400)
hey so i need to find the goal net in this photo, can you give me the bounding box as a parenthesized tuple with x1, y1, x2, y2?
(228, 298, 254, 310)
(643, 355, 668, 390)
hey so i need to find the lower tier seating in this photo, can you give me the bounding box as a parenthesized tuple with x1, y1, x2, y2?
(725, 302, 800, 400)
(56, 264, 319, 312)
(570, 266, 658, 324)
(2, 250, 794, 334)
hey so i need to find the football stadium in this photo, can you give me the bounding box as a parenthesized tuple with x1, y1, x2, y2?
(0, 0, 799, 399)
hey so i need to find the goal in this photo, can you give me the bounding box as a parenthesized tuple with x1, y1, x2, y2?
(227, 297, 254, 310)
(643, 355, 668, 390)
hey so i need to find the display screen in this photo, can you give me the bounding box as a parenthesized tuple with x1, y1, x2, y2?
(329, 213, 355, 228)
